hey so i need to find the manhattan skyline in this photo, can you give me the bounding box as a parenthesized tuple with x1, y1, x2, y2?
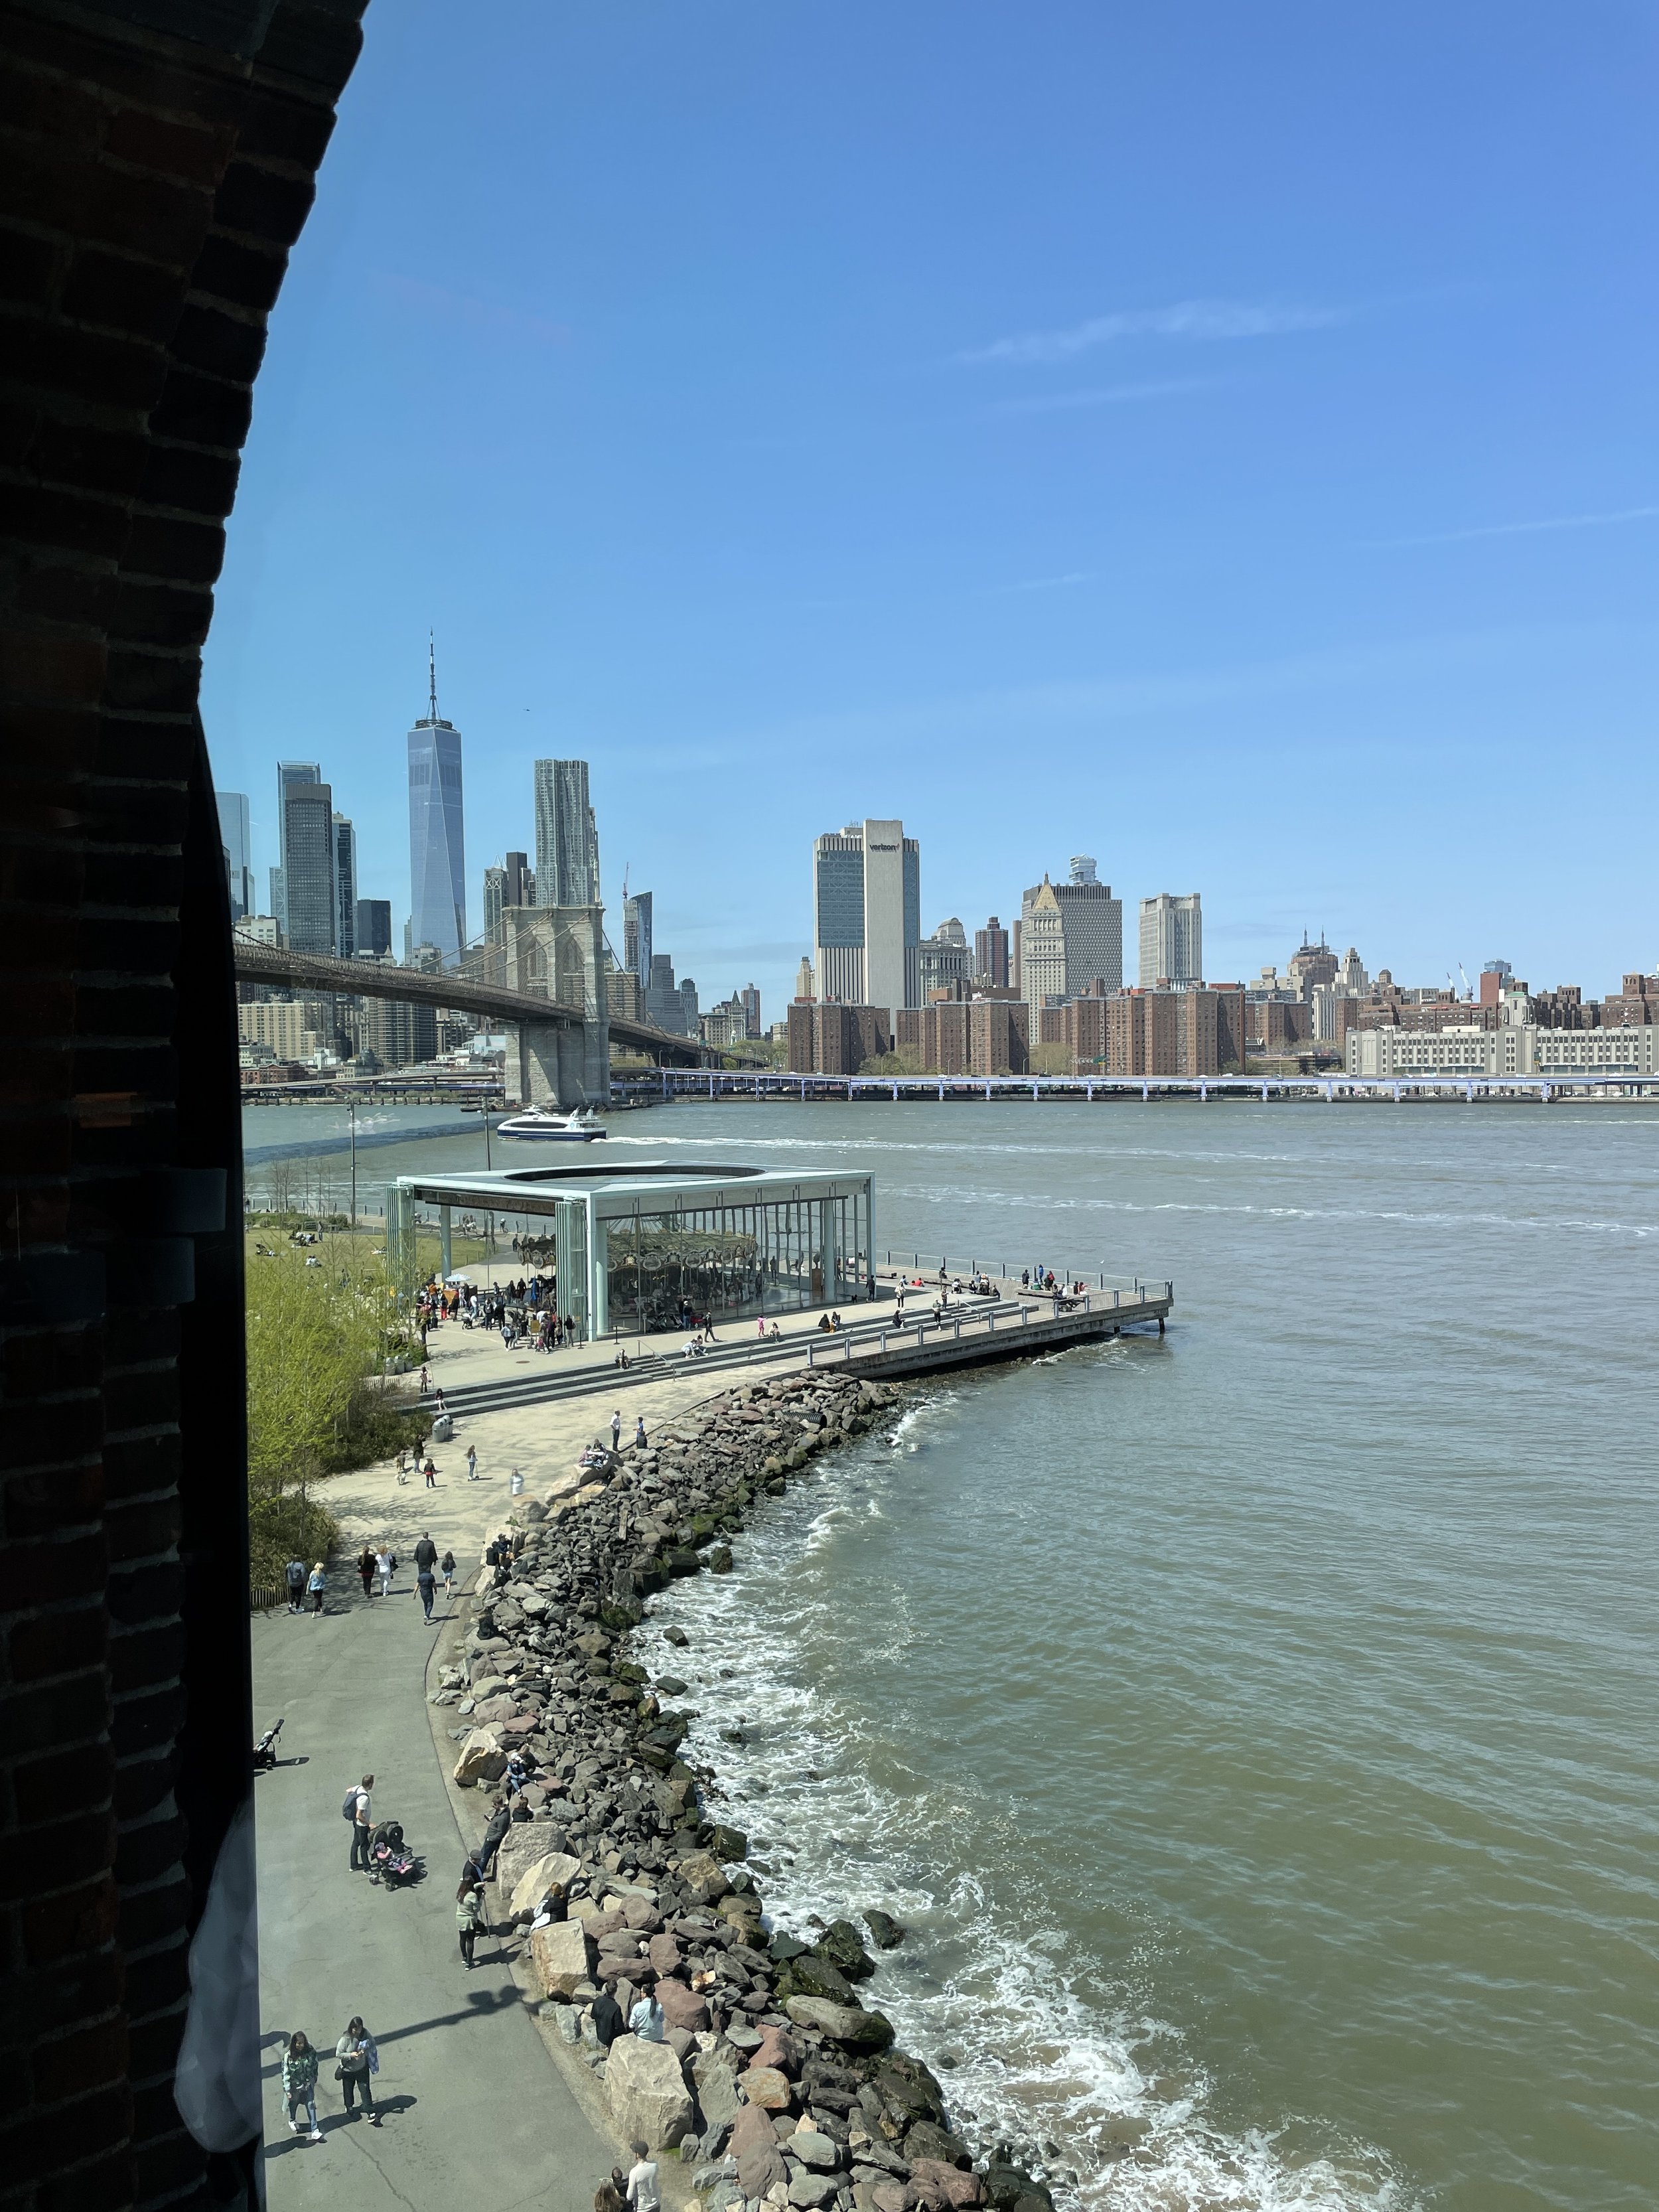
(201, 2, 1659, 1015)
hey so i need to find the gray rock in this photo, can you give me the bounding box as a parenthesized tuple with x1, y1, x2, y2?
(787, 2175, 839, 2211)
(663, 1625, 690, 1647)
(863, 1911, 905, 1951)
(790, 2132, 841, 2172)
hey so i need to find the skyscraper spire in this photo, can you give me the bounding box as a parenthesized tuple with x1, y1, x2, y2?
(428, 630, 438, 722)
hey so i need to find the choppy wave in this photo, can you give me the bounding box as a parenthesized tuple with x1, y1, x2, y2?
(645, 1408, 1420, 2212)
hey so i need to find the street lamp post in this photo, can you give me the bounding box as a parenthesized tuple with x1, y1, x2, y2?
(347, 1097, 357, 1234)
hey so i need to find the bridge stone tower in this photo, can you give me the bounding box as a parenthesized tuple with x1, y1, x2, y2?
(502, 905, 611, 1107)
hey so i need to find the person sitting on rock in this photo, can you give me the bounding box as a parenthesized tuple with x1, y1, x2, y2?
(529, 1882, 567, 1930)
(627, 1990, 664, 2043)
(590, 1979, 625, 2050)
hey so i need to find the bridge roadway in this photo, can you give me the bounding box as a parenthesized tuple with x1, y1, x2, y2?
(232, 939, 705, 1067)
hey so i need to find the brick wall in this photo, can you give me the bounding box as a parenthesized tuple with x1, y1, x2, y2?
(0, 4, 364, 2207)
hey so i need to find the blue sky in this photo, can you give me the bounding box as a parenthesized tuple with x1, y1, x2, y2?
(204, 1, 1659, 1017)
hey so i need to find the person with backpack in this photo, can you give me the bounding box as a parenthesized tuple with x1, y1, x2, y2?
(346, 1775, 374, 1872)
(456, 1882, 486, 1968)
(412, 1531, 439, 1622)
(284, 1558, 307, 1615)
(440, 1548, 456, 1595)
(333, 2018, 379, 2123)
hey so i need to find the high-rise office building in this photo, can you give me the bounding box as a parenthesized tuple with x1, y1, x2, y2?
(274, 761, 321, 938)
(407, 646, 467, 965)
(215, 790, 253, 919)
(812, 818, 920, 1017)
(646, 952, 686, 1035)
(354, 899, 392, 958)
(975, 917, 1010, 988)
(795, 956, 816, 1002)
(740, 984, 762, 1039)
(918, 921, 972, 999)
(332, 814, 356, 958)
(279, 773, 336, 954)
(484, 850, 534, 946)
(1021, 871, 1123, 999)
(1021, 877, 1067, 1017)
(534, 759, 601, 907)
(1138, 892, 1202, 988)
(624, 891, 653, 990)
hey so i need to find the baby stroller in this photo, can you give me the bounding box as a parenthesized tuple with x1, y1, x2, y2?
(368, 1820, 422, 1888)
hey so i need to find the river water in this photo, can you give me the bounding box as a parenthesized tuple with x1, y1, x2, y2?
(246, 1098, 1659, 2211)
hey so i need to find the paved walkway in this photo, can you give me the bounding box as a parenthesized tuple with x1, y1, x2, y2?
(254, 1309, 853, 2208)
(253, 1571, 614, 2211)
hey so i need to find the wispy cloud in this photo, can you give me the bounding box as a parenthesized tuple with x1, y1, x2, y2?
(985, 376, 1214, 417)
(987, 571, 1094, 595)
(960, 297, 1347, 368)
(1365, 504, 1659, 549)
(370, 269, 571, 346)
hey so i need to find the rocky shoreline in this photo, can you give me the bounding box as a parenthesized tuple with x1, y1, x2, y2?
(435, 1364, 1058, 2212)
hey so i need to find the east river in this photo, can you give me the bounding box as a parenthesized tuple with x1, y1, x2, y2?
(245, 1096, 1659, 2211)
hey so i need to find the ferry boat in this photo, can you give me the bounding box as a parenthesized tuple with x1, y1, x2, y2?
(496, 1106, 607, 1143)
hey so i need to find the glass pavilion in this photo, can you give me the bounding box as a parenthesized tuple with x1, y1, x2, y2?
(386, 1158, 875, 1341)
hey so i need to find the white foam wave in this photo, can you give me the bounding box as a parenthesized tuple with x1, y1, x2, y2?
(645, 1436, 1420, 2212)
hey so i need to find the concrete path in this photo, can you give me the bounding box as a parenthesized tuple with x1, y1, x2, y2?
(252, 1570, 614, 2212)
(252, 1293, 863, 2209)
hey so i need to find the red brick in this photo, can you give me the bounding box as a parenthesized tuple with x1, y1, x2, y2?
(21, 1876, 118, 1966)
(13, 1743, 115, 1828)
(8, 1610, 109, 1684)
(31, 2014, 129, 2106)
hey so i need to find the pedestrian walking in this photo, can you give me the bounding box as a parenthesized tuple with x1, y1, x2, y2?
(466, 1444, 478, 1482)
(628, 1990, 665, 2043)
(307, 1562, 326, 1615)
(634, 1417, 648, 1450)
(281, 2031, 323, 2140)
(626, 2142, 661, 2212)
(356, 1545, 376, 1599)
(423, 1455, 437, 1488)
(284, 1557, 307, 1614)
(458, 1850, 486, 1895)
(419, 1364, 429, 1394)
(441, 1548, 455, 1594)
(476, 1796, 512, 1878)
(415, 1564, 437, 1620)
(456, 1882, 486, 1968)
(413, 1530, 437, 1576)
(596, 2168, 628, 2212)
(610, 1410, 622, 1451)
(333, 2018, 380, 2124)
(375, 1544, 394, 1597)
(347, 1775, 374, 1872)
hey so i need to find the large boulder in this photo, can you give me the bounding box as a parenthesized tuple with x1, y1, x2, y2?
(507, 1850, 583, 1921)
(690, 2046, 744, 2131)
(529, 1919, 595, 2000)
(778, 1953, 856, 2006)
(817, 1919, 875, 1980)
(787, 2177, 837, 2211)
(783, 1996, 895, 2051)
(731, 2104, 787, 2198)
(908, 2162, 982, 2208)
(606, 2033, 695, 2150)
(739, 2065, 793, 2111)
(864, 1911, 906, 1951)
(453, 1728, 506, 1787)
(654, 1978, 709, 2033)
(789, 2132, 841, 2172)
(675, 1850, 730, 1905)
(902, 2123, 972, 2171)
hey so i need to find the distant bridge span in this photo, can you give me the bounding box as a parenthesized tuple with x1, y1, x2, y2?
(232, 940, 708, 1081)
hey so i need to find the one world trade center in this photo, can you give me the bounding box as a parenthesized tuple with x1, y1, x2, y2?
(407, 640, 466, 964)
